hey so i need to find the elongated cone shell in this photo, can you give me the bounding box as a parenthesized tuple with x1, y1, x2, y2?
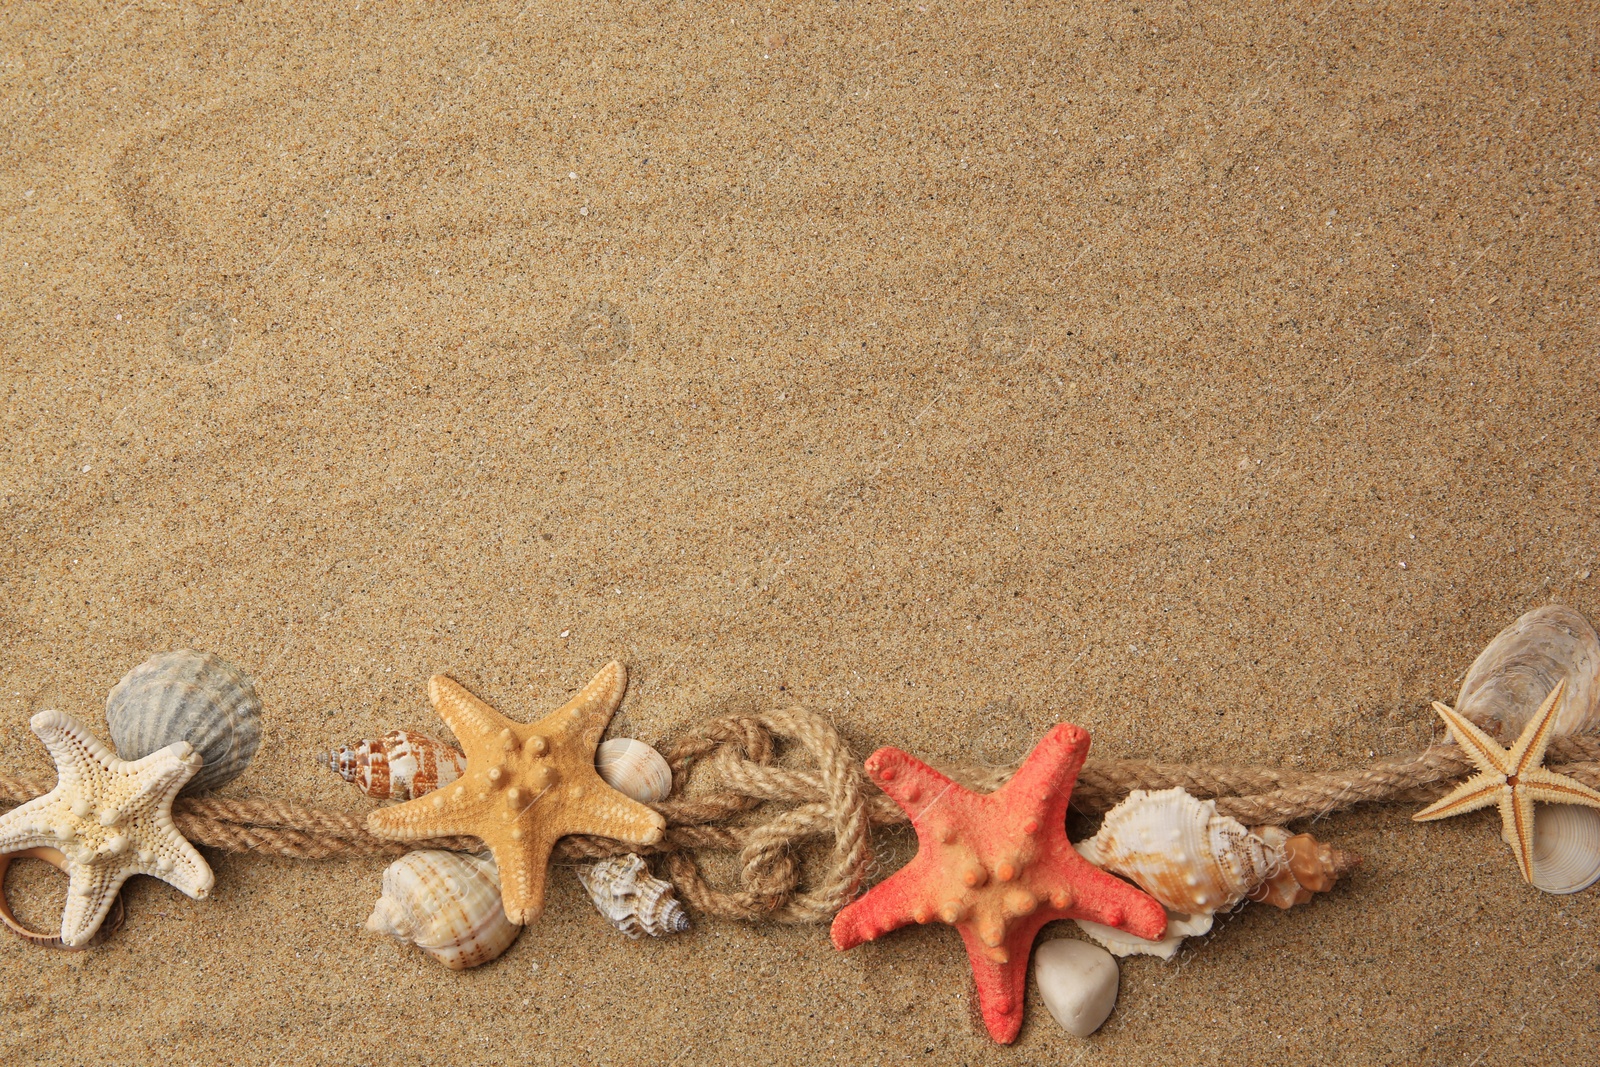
(322, 729, 467, 801)
(1247, 827, 1358, 909)
(365, 851, 520, 969)
(105, 650, 261, 795)
(595, 738, 673, 804)
(1455, 606, 1600, 894)
(575, 854, 689, 938)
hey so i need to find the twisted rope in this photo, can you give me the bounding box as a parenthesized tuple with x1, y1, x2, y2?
(2, 713, 1597, 923)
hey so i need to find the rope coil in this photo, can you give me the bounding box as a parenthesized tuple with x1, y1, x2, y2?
(2, 710, 1597, 923)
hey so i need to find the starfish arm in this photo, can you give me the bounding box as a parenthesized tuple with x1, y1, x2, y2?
(1507, 679, 1566, 777)
(539, 661, 627, 751)
(1519, 768, 1600, 810)
(1055, 859, 1169, 940)
(494, 830, 559, 925)
(58, 863, 133, 948)
(366, 792, 496, 841)
(124, 746, 202, 809)
(830, 860, 933, 949)
(955, 915, 1053, 1044)
(1412, 774, 1505, 822)
(30, 710, 113, 791)
(863, 747, 962, 824)
(0, 795, 66, 855)
(1501, 789, 1537, 884)
(558, 791, 666, 846)
(996, 723, 1089, 818)
(1432, 702, 1509, 776)
(428, 676, 513, 747)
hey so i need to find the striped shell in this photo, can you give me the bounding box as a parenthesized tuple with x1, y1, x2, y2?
(1456, 605, 1600, 741)
(365, 851, 519, 969)
(1455, 606, 1600, 894)
(105, 650, 261, 795)
(595, 738, 673, 804)
(576, 854, 689, 938)
(322, 729, 466, 800)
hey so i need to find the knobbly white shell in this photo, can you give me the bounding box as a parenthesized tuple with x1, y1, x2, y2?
(1456, 606, 1600, 894)
(105, 650, 262, 795)
(1456, 605, 1600, 741)
(1076, 788, 1272, 916)
(365, 851, 519, 969)
(322, 729, 467, 800)
(1074, 912, 1213, 961)
(1033, 939, 1120, 1037)
(595, 738, 673, 804)
(576, 853, 689, 938)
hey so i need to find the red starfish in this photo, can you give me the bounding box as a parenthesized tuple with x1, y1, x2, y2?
(831, 723, 1167, 1044)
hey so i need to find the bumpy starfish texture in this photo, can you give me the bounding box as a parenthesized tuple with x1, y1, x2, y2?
(831, 724, 1167, 1044)
(1413, 678, 1600, 884)
(0, 710, 211, 947)
(365, 661, 666, 925)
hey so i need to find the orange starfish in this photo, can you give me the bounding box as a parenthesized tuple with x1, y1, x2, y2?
(366, 663, 665, 924)
(831, 724, 1167, 1044)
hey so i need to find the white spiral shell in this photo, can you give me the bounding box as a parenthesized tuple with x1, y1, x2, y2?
(595, 738, 673, 803)
(576, 854, 689, 938)
(365, 851, 520, 969)
(1075, 788, 1272, 916)
(105, 650, 261, 795)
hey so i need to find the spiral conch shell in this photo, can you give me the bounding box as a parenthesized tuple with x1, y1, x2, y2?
(1453, 606, 1600, 894)
(365, 850, 520, 969)
(1073, 788, 1354, 958)
(105, 650, 262, 795)
(576, 854, 690, 938)
(322, 730, 467, 801)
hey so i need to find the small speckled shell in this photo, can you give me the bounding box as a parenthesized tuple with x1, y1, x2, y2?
(365, 851, 519, 969)
(105, 650, 261, 795)
(595, 738, 673, 804)
(322, 730, 466, 800)
(576, 853, 689, 938)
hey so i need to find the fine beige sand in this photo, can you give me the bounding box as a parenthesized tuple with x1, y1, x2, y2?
(3, 3, 1598, 1064)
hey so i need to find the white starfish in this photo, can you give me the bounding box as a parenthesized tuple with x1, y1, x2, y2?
(0, 710, 213, 946)
(1413, 679, 1600, 884)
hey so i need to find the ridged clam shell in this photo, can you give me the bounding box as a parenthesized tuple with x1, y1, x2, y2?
(595, 738, 673, 804)
(576, 853, 689, 938)
(1076, 788, 1272, 916)
(105, 650, 261, 795)
(1527, 802, 1600, 894)
(1456, 605, 1600, 741)
(322, 729, 466, 800)
(365, 851, 519, 969)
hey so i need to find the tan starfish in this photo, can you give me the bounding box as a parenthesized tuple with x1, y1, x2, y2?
(1413, 678, 1600, 883)
(366, 662, 665, 924)
(0, 710, 212, 946)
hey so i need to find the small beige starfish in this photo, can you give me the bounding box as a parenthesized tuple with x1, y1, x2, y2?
(0, 710, 212, 946)
(1413, 678, 1600, 884)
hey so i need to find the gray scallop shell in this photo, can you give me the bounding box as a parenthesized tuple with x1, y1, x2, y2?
(105, 650, 262, 795)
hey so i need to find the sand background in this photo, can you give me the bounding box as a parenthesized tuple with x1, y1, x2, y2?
(2, 1, 1598, 1063)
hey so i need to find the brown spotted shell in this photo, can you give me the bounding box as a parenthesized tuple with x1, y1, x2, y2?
(322, 729, 466, 801)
